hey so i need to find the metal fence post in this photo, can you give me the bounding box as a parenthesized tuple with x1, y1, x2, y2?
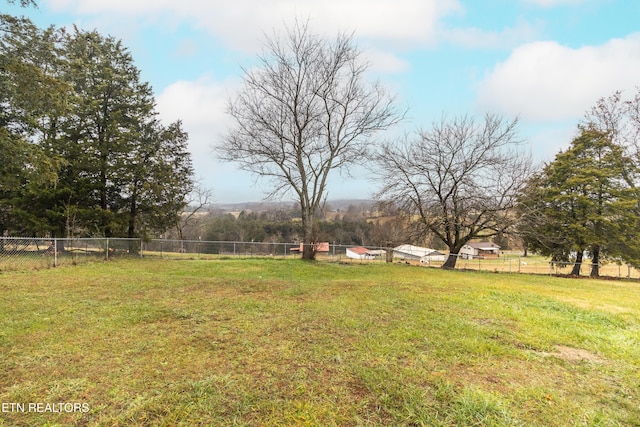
(54, 238, 57, 267)
(106, 238, 109, 261)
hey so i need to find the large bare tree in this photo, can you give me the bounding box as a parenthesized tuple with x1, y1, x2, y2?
(219, 21, 401, 259)
(374, 114, 533, 269)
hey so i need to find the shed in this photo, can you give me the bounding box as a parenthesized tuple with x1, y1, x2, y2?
(460, 241, 500, 259)
(346, 246, 377, 260)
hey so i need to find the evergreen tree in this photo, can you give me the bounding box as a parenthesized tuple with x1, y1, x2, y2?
(0, 16, 67, 235)
(1, 20, 193, 238)
(49, 28, 193, 238)
(519, 128, 639, 277)
(123, 120, 193, 239)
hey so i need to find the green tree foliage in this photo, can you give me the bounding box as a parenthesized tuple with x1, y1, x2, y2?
(0, 19, 193, 238)
(1, 0, 50, 234)
(519, 128, 639, 277)
(0, 16, 68, 234)
(202, 209, 375, 246)
(205, 211, 298, 243)
(50, 28, 193, 238)
(123, 120, 193, 239)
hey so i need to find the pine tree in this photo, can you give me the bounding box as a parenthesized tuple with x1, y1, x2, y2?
(520, 128, 639, 277)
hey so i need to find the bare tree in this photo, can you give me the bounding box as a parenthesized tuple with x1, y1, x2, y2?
(175, 182, 213, 240)
(219, 21, 401, 259)
(374, 114, 533, 269)
(583, 88, 640, 182)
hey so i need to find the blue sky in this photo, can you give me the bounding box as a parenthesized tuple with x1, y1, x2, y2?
(6, 0, 640, 203)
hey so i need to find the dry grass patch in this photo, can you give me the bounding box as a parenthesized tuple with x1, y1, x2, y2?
(542, 345, 606, 363)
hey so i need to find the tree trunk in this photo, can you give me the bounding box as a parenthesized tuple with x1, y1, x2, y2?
(127, 187, 139, 255)
(590, 246, 600, 278)
(301, 209, 316, 260)
(570, 250, 583, 276)
(56, 239, 66, 253)
(442, 249, 460, 269)
(302, 242, 316, 260)
(127, 186, 138, 239)
(100, 157, 112, 237)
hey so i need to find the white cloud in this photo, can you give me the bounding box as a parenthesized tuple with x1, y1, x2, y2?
(46, 0, 463, 51)
(363, 49, 411, 74)
(156, 76, 266, 202)
(46, 0, 462, 85)
(156, 77, 229, 136)
(477, 34, 640, 122)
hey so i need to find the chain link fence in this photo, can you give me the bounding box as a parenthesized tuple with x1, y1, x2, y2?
(144, 239, 299, 258)
(142, 239, 390, 262)
(2, 237, 639, 279)
(416, 253, 640, 279)
(0, 237, 390, 271)
(0, 237, 141, 271)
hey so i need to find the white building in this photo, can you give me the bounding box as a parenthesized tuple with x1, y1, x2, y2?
(460, 241, 500, 259)
(393, 244, 446, 263)
(346, 246, 378, 260)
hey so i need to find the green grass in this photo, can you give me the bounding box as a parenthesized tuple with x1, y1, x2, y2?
(0, 258, 639, 426)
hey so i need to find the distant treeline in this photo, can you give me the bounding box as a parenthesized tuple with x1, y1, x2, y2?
(170, 204, 463, 250)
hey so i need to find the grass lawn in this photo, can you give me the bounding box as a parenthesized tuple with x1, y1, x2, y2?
(0, 258, 638, 426)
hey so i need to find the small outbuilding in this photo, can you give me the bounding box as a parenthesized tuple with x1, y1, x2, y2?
(393, 244, 446, 263)
(460, 241, 500, 259)
(346, 246, 379, 260)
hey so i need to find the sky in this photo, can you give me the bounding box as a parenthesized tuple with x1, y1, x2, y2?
(5, 0, 640, 203)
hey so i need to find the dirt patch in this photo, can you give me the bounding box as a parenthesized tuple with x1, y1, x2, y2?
(545, 345, 605, 363)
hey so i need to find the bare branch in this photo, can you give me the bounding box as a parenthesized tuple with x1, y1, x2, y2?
(218, 21, 402, 259)
(374, 114, 533, 268)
